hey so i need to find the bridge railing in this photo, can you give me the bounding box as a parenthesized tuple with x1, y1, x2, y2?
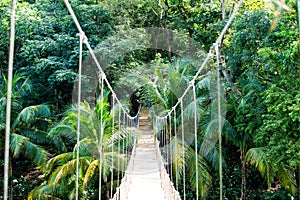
(111, 135, 137, 200)
(155, 139, 181, 200)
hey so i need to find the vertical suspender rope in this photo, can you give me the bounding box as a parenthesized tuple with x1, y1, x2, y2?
(168, 114, 172, 200)
(154, 117, 157, 145)
(160, 118, 163, 148)
(99, 75, 104, 200)
(192, 82, 199, 199)
(159, 118, 162, 148)
(156, 117, 158, 144)
(123, 110, 127, 199)
(75, 32, 84, 200)
(162, 118, 164, 151)
(165, 117, 167, 166)
(216, 44, 223, 200)
(164, 117, 167, 163)
(122, 111, 126, 176)
(126, 116, 128, 161)
(4, 1, 17, 200)
(117, 108, 121, 186)
(174, 109, 178, 191)
(169, 114, 172, 182)
(180, 100, 186, 200)
(161, 118, 165, 149)
(160, 117, 162, 146)
(110, 95, 115, 199)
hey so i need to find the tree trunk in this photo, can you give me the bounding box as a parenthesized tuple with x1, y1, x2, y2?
(216, 0, 242, 96)
(157, 0, 171, 56)
(219, 0, 226, 19)
(216, 45, 241, 95)
(240, 150, 246, 200)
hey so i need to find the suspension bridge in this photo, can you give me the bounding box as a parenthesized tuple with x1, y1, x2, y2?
(3, 0, 244, 199)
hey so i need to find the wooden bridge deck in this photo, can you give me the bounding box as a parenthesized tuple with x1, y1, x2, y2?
(126, 109, 165, 200)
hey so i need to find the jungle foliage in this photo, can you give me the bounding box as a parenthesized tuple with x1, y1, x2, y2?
(0, 0, 299, 199)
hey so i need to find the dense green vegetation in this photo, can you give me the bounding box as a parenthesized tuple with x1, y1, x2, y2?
(0, 0, 299, 199)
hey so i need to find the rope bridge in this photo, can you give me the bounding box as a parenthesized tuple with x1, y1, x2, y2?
(3, 0, 243, 199)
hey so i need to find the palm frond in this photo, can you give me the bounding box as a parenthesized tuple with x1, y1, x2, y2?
(200, 117, 236, 157)
(0, 122, 5, 131)
(12, 104, 50, 129)
(168, 69, 187, 99)
(196, 74, 211, 90)
(245, 147, 276, 186)
(74, 137, 99, 158)
(47, 152, 74, 172)
(50, 135, 67, 153)
(204, 146, 225, 172)
(14, 76, 32, 98)
(48, 124, 75, 139)
(83, 160, 99, 187)
(186, 152, 212, 199)
(276, 164, 296, 194)
(182, 96, 206, 121)
(10, 133, 48, 167)
(23, 139, 49, 167)
(111, 131, 135, 151)
(170, 136, 185, 179)
(28, 183, 62, 200)
(49, 157, 91, 185)
(246, 147, 296, 194)
(22, 128, 48, 145)
(10, 133, 28, 158)
(0, 97, 6, 120)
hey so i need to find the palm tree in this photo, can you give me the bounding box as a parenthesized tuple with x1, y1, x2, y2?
(0, 73, 50, 166)
(225, 79, 296, 200)
(0, 74, 50, 199)
(28, 93, 135, 199)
